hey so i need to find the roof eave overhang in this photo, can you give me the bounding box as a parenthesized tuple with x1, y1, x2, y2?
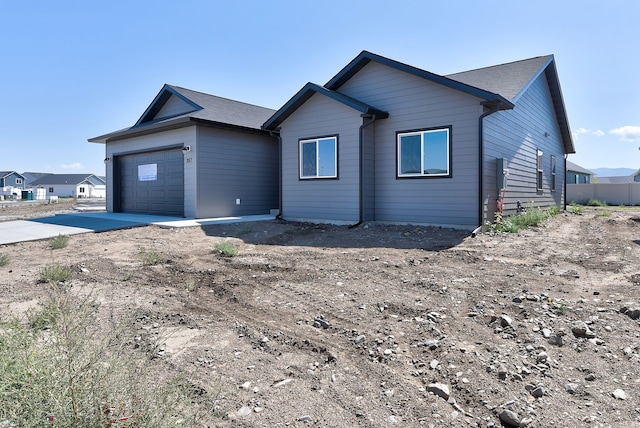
(134, 84, 203, 126)
(263, 82, 388, 131)
(89, 116, 271, 144)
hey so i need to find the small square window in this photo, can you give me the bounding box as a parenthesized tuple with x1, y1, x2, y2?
(397, 127, 451, 177)
(299, 136, 338, 179)
(15, 178, 22, 184)
(79, 187, 85, 193)
(48, 187, 54, 193)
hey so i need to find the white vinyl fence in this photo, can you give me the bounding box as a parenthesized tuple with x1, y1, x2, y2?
(567, 183, 640, 206)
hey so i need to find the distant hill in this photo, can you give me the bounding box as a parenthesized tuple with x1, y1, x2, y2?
(591, 167, 636, 177)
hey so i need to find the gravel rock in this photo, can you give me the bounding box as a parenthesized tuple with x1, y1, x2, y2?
(427, 383, 450, 400)
(565, 383, 579, 394)
(613, 389, 627, 400)
(499, 409, 520, 427)
(500, 314, 513, 327)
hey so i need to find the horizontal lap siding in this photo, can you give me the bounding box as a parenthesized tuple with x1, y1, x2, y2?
(339, 62, 482, 229)
(106, 127, 196, 215)
(280, 94, 363, 223)
(483, 73, 565, 222)
(196, 127, 278, 217)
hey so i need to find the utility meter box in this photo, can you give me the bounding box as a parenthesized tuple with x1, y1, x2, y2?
(497, 158, 508, 190)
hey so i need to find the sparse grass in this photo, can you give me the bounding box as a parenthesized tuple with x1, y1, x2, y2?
(39, 263, 74, 283)
(586, 199, 607, 207)
(214, 241, 239, 257)
(491, 204, 560, 233)
(569, 202, 584, 215)
(49, 234, 69, 250)
(596, 210, 611, 217)
(139, 248, 164, 266)
(0, 284, 220, 427)
(184, 278, 197, 292)
(0, 253, 9, 267)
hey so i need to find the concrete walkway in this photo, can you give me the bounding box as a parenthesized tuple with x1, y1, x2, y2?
(0, 212, 276, 245)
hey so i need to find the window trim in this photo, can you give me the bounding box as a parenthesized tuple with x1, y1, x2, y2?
(536, 149, 544, 191)
(15, 178, 22, 184)
(396, 126, 452, 179)
(298, 135, 339, 180)
(48, 187, 54, 193)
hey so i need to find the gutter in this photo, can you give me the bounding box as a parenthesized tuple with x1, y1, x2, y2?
(269, 130, 283, 219)
(353, 114, 378, 227)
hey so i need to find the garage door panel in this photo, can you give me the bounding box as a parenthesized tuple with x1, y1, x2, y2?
(117, 148, 184, 216)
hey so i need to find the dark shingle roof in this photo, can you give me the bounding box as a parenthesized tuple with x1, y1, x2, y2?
(446, 56, 553, 103)
(30, 174, 102, 186)
(566, 161, 594, 175)
(89, 84, 276, 143)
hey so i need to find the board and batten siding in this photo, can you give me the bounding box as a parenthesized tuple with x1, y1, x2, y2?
(482, 72, 565, 224)
(105, 126, 196, 216)
(280, 93, 364, 224)
(195, 127, 278, 218)
(338, 61, 484, 229)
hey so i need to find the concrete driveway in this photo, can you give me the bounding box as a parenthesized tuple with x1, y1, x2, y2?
(0, 212, 276, 245)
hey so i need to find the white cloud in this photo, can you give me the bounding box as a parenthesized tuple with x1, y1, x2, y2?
(573, 127, 605, 139)
(60, 162, 83, 170)
(610, 126, 640, 143)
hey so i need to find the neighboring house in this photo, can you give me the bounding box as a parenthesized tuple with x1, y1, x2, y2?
(263, 51, 574, 229)
(22, 172, 53, 187)
(89, 85, 278, 218)
(29, 174, 106, 198)
(566, 161, 594, 184)
(597, 175, 635, 184)
(0, 171, 26, 189)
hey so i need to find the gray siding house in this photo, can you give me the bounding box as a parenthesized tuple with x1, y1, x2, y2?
(264, 51, 574, 230)
(0, 171, 26, 189)
(89, 85, 279, 218)
(566, 161, 594, 184)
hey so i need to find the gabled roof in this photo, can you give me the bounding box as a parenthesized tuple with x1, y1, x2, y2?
(325, 50, 514, 108)
(0, 171, 26, 180)
(30, 174, 104, 186)
(89, 84, 276, 144)
(566, 161, 594, 175)
(263, 82, 389, 130)
(447, 55, 574, 154)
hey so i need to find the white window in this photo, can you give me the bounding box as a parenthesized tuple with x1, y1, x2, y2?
(79, 187, 85, 194)
(536, 149, 544, 191)
(299, 136, 337, 179)
(397, 127, 451, 177)
(15, 178, 22, 184)
(48, 187, 54, 193)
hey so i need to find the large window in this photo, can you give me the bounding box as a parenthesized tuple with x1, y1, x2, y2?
(299, 136, 337, 179)
(536, 149, 544, 191)
(397, 127, 451, 177)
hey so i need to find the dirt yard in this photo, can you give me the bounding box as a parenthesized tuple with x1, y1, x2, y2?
(1, 202, 639, 427)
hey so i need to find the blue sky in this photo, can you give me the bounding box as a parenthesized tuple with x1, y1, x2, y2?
(1, 0, 638, 175)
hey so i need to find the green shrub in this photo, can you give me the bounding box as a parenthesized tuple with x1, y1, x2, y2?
(214, 241, 239, 257)
(139, 248, 164, 266)
(491, 204, 559, 233)
(39, 263, 74, 283)
(0, 285, 219, 427)
(0, 253, 9, 267)
(586, 199, 607, 207)
(49, 234, 69, 250)
(569, 203, 584, 215)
